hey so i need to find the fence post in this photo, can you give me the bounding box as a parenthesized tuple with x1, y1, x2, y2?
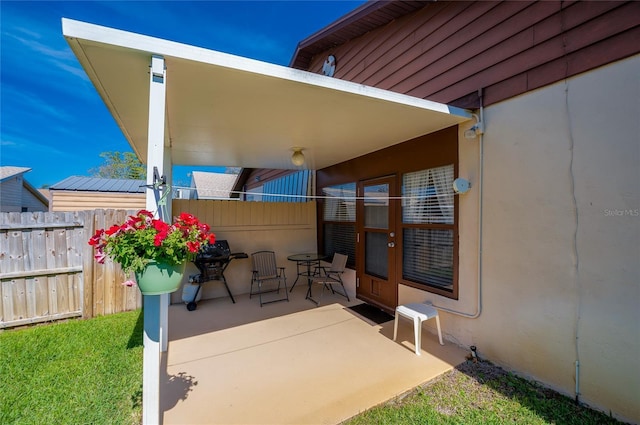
(82, 210, 95, 319)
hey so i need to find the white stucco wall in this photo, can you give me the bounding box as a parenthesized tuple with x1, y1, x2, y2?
(400, 55, 640, 423)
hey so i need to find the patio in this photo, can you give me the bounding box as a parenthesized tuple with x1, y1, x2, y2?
(161, 285, 467, 424)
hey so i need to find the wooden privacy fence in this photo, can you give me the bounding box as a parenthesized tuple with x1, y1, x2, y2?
(83, 210, 142, 320)
(1, 202, 316, 328)
(0, 210, 141, 329)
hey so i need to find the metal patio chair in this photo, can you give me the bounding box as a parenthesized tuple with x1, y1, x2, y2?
(250, 251, 289, 307)
(310, 253, 349, 305)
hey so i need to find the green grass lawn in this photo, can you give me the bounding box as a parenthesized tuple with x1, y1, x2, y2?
(344, 359, 625, 425)
(0, 310, 143, 425)
(1, 311, 628, 425)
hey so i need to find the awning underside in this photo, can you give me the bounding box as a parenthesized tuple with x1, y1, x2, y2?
(63, 18, 472, 171)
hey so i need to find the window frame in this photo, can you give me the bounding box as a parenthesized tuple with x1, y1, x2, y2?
(398, 164, 458, 299)
(316, 126, 460, 300)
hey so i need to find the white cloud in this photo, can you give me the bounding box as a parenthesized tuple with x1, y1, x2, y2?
(0, 132, 66, 156)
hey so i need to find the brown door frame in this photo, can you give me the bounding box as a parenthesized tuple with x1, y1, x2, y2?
(356, 174, 398, 313)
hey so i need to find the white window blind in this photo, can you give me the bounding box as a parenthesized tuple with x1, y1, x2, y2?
(322, 182, 356, 267)
(403, 228, 453, 290)
(402, 164, 454, 224)
(323, 183, 356, 222)
(401, 164, 455, 292)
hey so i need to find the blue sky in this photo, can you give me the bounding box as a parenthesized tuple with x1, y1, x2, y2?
(0, 1, 365, 188)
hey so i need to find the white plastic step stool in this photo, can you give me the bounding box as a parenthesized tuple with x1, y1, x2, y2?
(393, 303, 444, 355)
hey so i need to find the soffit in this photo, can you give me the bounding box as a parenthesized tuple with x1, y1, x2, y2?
(62, 18, 471, 171)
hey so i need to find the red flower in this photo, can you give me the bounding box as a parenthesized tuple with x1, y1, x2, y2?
(152, 219, 169, 232)
(127, 216, 140, 227)
(178, 212, 198, 226)
(94, 251, 106, 263)
(105, 225, 121, 236)
(154, 230, 168, 246)
(88, 229, 104, 246)
(88, 209, 217, 274)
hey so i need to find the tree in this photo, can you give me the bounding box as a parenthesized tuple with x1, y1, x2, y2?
(89, 151, 146, 180)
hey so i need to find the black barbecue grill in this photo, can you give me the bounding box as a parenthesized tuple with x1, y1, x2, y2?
(186, 240, 248, 311)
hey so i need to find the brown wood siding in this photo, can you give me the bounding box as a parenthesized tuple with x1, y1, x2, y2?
(305, 1, 639, 108)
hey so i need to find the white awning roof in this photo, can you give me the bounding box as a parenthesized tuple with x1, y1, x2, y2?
(62, 18, 472, 170)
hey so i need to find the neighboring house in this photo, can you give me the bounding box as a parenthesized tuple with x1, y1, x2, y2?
(0, 166, 48, 212)
(187, 171, 238, 200)
(238, 169, 313, 202)
(37, 188, 51, 204)
(49, 176, 146, 212)
(62, 2, 639, 423)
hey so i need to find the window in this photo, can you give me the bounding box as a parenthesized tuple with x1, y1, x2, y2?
(401, 165, 456, 296)
(322, 182, 356, 267)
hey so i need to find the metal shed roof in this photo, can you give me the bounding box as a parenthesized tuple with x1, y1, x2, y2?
(50, 176, 145, 193)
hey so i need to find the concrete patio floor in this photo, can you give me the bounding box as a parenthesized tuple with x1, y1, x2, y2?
(161, 285, 467, 424)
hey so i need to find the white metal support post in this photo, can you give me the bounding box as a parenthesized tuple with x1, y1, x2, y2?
(143, 54, 168, 425)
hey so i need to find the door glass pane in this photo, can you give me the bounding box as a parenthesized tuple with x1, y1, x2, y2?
(364, 183, 389, 229)
(365, 232, 388, 279)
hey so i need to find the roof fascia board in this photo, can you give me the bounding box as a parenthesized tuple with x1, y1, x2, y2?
(232, 168, 253, 199)
(289, 1, 433, 69)
(289, 1, 386, 64)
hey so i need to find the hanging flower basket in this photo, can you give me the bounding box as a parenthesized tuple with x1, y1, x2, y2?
(134, 261, 186, 295)
(88, 210, 215, 293)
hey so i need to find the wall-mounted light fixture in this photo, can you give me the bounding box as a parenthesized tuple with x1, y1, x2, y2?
(464, 123, 484, 139)
(291, 148, 305, 166)
(464, 114, 484, 139)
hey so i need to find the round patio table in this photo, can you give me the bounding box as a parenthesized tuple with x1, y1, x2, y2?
(287, 253, 328, 304)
